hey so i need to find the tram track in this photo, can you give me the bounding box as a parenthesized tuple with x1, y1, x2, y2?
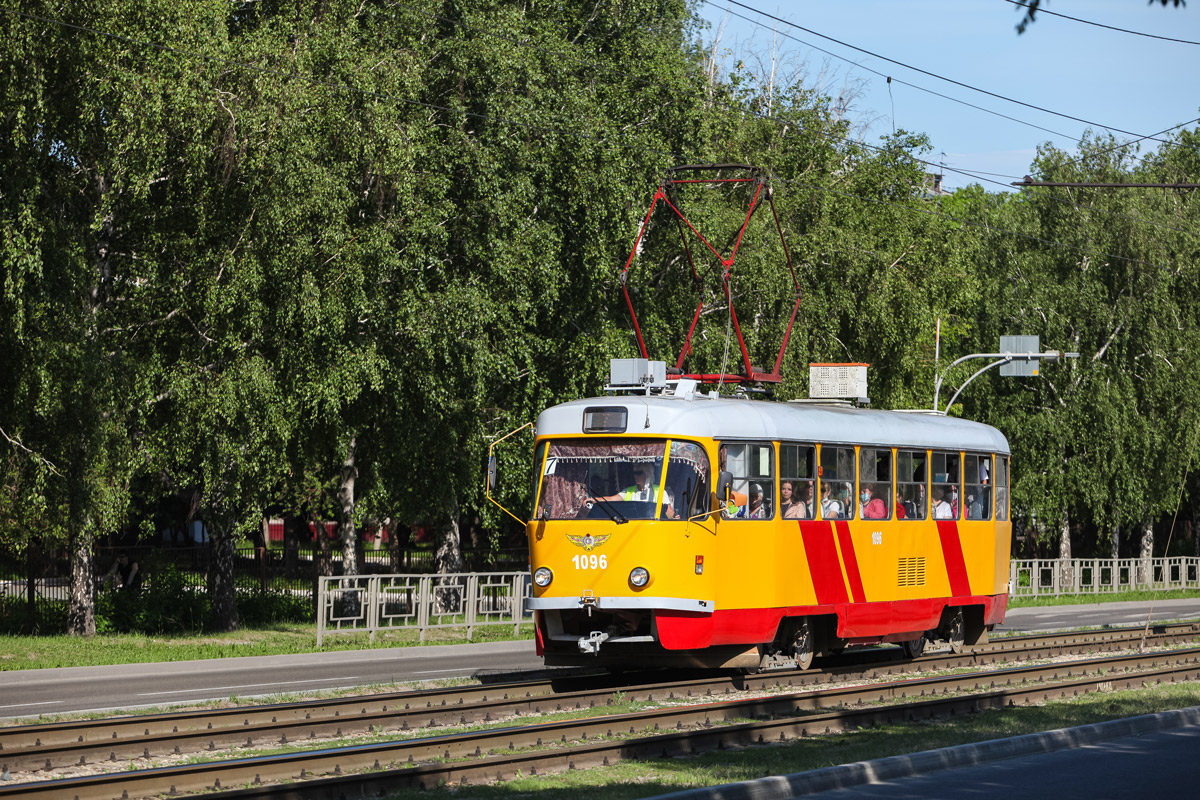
(2, 621, 1191, 767)
(2, 623, 1198, 799)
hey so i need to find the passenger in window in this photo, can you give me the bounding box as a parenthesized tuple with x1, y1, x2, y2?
(949, 485, 959, 517)
(738, 483, 768, 519)
(838, 483, 854, 516)
(796, 482, 813, 519)
(895, 491, 907, 519)
(967, 492, 983, 519)
(779, 480, 797, 518)
(932, 487, 953, 519)
(860, 484, 887, 519)
(783, 481, 808, 520)
(820, 482, 841, 519)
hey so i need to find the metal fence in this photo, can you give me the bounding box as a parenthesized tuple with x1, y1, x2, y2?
(0, 545, 528, 606)
(316, 572, 533, 646)
(1010, 557, 1200, 597)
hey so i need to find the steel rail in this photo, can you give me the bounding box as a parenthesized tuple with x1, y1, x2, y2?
(2, 622, 1196, 776)
(4, 647, 1200, 799)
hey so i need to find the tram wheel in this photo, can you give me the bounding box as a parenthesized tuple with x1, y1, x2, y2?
(793, 619, 815, 670)
(947, 609, 966, 654)
(900, 634, 926, 660)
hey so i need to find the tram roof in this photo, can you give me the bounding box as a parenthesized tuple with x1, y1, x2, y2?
(536, 395, 1010, 454)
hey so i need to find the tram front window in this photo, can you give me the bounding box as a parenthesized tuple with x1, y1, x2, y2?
(535, 439, 710, 521)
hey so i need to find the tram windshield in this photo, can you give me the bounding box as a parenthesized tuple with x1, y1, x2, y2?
(535, 439, 710, 521)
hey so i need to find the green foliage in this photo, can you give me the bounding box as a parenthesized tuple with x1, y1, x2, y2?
(2, 0, 1199, 592)
(236, 588, 312, 627)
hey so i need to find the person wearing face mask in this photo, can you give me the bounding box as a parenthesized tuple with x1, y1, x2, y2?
(949, 485, 959, 517)
(860, 483, 887, 519)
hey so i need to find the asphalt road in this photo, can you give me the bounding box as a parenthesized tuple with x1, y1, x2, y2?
(0, 640, 548, 719)
(3, 598, 1200, 721)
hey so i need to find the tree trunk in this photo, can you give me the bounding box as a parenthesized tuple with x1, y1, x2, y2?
(283, 515, 300, 577)
(337, 438, 359, 578)
(384, 518, 405, 572)
(1192, 492, 1200, 559)
(1138, 520, 1154, 586)
(24, 547, 38, 635)
(1109, 525, 1120, 560)
(207, 524, 239, 632)
(434, 491, 464, 614)
(314, 511, 332, 577)
(66, 525, 96, 636)
(1057, 512, 1073, 593)
(337, 438, 360, 615)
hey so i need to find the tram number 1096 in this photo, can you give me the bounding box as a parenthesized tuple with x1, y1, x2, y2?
(572, 554, 608, 570)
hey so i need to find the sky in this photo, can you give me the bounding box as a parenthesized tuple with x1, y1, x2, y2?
(698, 0, 1200, 191)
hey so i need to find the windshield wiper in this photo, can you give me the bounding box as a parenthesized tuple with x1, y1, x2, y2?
(590, 497, 628, 525)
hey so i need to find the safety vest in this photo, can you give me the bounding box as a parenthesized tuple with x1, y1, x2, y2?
(619, 484, 665, 504)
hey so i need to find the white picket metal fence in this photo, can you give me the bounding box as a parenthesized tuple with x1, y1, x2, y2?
(316, 572, 533, 646)
(1010, 557, 1200, 597)
(317, 560, 1200, 644)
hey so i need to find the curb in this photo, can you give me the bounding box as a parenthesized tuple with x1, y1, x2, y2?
(646, 705, 1200, 799)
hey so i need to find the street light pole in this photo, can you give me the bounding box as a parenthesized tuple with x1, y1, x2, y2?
(933, 349, 1079, 415)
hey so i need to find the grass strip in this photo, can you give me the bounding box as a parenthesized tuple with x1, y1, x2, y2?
(0, 624, 535, 671)
(3, 588, 1198, 671)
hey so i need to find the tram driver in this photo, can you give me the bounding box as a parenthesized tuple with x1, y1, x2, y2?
(591, 465, 678, 519)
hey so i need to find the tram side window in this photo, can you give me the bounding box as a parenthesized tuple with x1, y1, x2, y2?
(896, 450, 927, 520)
(994, 456, 1010, 521)
(931, 451, 961, 520)
(964, 454, 992, 521)
(858, 448, 891, 520)
(780, 444, 815, 520)
(818, 445, 856, 520)
(667, 441, 711, 521)
(718, 442, 774, 519)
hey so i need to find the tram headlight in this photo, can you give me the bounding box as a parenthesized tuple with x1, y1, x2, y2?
(629, 567, 650, 588)
(533, 567, 553, 587)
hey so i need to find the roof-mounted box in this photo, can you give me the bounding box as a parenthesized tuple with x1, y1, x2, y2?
(609, 358, 667, 389)
(809, 363, 869, 404)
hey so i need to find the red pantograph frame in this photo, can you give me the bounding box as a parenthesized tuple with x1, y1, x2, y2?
(620, 164, 801, 384)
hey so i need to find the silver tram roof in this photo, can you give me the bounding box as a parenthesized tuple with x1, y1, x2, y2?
(536, 395, 1010, 455)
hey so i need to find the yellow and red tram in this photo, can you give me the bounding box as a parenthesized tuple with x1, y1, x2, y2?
(524, 381, 1011, 671)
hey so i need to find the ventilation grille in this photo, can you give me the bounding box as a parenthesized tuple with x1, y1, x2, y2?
(898, 557, 926, 587)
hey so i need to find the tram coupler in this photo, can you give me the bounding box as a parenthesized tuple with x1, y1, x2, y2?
(578, 630, 609, 655)
(581, 592, 598, 617)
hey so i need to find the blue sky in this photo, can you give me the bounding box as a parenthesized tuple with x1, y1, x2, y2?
(698, 1, 1200, 191)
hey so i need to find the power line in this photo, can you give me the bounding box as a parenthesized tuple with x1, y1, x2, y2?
(1004, 0, 1200, 46)
(708, 2, 1081, 144)
(710, 0, 1172, 145)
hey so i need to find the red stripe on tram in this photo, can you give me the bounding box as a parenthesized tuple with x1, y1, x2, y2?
(835, 521, 867, 604)
(936, 520, 972, 597)
(799, 521, 849, 604)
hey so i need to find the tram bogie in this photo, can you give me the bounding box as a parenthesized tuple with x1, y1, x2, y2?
(523, 385, 1011, 673)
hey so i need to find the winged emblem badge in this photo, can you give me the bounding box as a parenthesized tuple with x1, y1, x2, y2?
(566, 533, 611, 551)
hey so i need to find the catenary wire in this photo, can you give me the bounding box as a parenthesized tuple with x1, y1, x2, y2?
(1004, 0, 1200, 46)
(711, 0, 1172, 145)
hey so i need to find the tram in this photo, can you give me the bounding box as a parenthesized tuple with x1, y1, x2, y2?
(519, 363, 1012, 671)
